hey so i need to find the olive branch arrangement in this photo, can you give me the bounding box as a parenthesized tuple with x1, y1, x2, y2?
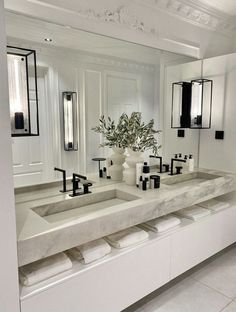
(92, 112, 161, 155)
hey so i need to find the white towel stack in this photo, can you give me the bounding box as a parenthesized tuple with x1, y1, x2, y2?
(197, 199, 230, 212)
(19, 252, 72, 286)
(67, 238, 111, 264)
(175, 205, 211, 221)
(141, 215, 181, 233)
(105, 226, 149, 249)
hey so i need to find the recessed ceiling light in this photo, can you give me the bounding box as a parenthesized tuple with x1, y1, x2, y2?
(44, 38, 52, 42)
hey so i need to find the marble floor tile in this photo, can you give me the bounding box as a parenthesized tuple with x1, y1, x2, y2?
(124, 277, 230, 312)
(220, 301, 236, 312)
(192, 247, 236, 299)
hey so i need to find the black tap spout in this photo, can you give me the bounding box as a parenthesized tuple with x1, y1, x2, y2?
(150, 155, 163, 173)
(54, 167, 67, 192)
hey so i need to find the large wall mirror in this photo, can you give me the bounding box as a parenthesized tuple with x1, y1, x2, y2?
(5, 11, 196, 188)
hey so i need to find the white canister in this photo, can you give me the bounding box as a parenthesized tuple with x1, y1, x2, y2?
(136, 163, 143, 187)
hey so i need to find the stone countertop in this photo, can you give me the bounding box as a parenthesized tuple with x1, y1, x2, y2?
(15, 169, 236, 267)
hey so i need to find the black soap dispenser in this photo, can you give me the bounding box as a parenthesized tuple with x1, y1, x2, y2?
(142, 162, 150, 190)
(142, 162, 150, 179)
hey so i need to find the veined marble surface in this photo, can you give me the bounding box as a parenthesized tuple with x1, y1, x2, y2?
(15, 169, 236, 267)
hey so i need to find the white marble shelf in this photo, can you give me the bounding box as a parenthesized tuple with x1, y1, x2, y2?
(20, 191, 236, 301)
(19, 217, 192, 300)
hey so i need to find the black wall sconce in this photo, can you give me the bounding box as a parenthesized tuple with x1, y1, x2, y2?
(63, 91, 78, 151)
(171, 78, 213, 129)
(7, 46, 39, 136)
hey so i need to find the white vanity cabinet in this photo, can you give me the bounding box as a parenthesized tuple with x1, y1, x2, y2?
(20, 236, 171, 312)
(20, 200, 236, 312)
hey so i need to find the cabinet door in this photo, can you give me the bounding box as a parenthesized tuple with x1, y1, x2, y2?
(170, 206, 236, 279)
(219, 205, 236, 247)
(21, 237, 170, 312)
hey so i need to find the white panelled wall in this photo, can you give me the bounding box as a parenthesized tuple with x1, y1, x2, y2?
(9, 39, 157, 185)
(12, 75, 55, 186)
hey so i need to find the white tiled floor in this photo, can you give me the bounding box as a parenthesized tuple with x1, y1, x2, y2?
(124, 244, 236, 312)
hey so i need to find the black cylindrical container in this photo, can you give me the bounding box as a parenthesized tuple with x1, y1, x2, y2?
(142, 179, 147, 191)
(150, 175, 160, 189)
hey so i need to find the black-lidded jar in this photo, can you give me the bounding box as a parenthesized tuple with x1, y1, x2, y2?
(150, 175, 160, 189)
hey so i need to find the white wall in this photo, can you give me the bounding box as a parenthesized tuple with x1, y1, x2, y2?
(163, 60, 202, 164)
(164, 52, 236, 173)
(199, 53, 236, 173)
(12, 74, 56, 187)
(0, 2, 20, 311)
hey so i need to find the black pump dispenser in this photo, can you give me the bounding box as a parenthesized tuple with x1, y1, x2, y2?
(143, 162, 150, 174)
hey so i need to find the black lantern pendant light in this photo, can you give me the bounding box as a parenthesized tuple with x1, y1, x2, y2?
(190, 78, 213, 129)
(7, 46, 39, 136)
(171, 61, 213, 129)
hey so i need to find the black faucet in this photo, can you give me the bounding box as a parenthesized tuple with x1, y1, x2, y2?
(70, 173, 93, 197)
(169, 158, 186, 176)
(54, 167, 67, 193)
(149, 155, 163, 173)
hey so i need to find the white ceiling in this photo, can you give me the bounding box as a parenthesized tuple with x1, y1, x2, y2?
(5, 12, 187, 66)
(199, 0, 236, 16)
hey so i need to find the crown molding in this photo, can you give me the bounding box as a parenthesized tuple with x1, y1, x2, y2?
(27, 0, 159, 38)
(135, 0, 236, 37)
(13, 0, 198, 57)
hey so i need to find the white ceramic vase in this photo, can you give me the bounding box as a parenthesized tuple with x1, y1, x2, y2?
(109, 147, 125, 181)
(123, 148, 143, 186)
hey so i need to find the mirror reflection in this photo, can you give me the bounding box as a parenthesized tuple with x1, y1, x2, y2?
(5, 11, 195, 188)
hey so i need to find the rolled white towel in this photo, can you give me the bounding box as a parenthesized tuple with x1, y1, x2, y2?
(142, 215, 181, 233)
(197, 199, 230, 212)
(175, 205, 211, 221)
(105, 226, 149, 249)
(67, 238, 111, 264)
(19, 252, 72, 286)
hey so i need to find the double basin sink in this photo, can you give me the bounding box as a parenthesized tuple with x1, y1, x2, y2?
(32, 171, 220, 224)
